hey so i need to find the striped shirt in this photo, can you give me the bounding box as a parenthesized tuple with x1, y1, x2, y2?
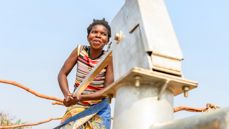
(75, 45, 107, 105)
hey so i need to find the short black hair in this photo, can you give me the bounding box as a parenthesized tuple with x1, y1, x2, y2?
(87, 18, 111, 39)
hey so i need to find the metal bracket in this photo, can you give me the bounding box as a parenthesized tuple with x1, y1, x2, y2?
(134, 75, 141, 87)
(183, 86, 190, 97)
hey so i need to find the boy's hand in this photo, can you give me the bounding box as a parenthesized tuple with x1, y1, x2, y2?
(63, 93, 78, 107)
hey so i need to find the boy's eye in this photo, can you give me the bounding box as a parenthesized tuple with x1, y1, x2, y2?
(91, 31, 97, 34)
(101, 33, 108, 36)
(91, 31, 108, 36)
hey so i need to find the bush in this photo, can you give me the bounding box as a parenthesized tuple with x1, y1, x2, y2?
(0, 112, 31, 129)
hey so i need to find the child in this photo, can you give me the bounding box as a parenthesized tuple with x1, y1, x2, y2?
(57, 18, 113, 129)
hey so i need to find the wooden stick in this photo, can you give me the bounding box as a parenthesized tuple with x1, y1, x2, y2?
(73, 50, 112, 98)
(52, 101, 64, 105)
(0, 117, 62, 129)
(174, 106, 205, 112)
(0, 79, 63, 103)
(174, 103, 220, 113)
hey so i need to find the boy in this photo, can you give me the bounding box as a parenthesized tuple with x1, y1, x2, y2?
(58, 19, 113, 129)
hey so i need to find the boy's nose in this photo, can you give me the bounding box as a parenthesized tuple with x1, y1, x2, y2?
(95, 33, 102, 37)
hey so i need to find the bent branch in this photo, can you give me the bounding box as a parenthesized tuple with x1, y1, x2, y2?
(0, 79, 63, 103)
(174, 103, 220, 113)
(0, 117, 62, 129)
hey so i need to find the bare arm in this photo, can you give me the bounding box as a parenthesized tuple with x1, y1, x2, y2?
(104, 57, 114, 87)
(58, 47, 80, 106)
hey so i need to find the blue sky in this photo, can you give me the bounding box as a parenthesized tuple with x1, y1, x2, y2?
(0, 0, 229, 128)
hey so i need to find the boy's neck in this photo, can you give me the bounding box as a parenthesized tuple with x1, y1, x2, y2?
(89, 47, 103, 59)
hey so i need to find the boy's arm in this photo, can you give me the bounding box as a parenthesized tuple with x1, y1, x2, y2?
(58, 47, 80, 106)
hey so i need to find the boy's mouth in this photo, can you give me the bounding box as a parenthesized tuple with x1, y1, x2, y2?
(92, 39, 101, 44)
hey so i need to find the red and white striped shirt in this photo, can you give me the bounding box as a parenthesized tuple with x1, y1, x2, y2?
(75, 45, 107, 105)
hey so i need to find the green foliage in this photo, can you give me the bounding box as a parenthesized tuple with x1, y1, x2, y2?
(0, 112, 31, 129)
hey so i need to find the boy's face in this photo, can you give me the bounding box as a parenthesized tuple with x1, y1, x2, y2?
(87, 24, 109, 50)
